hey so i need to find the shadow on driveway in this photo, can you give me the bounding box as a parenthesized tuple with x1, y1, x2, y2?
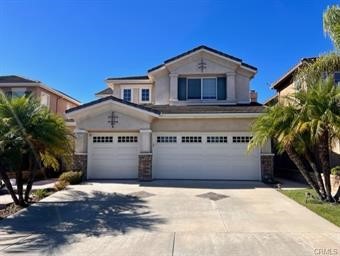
(0, 190, 165, 254)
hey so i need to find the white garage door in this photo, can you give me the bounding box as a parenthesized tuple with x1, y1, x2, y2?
(87, 133, 139, 179)
(153, 133, 261, 180)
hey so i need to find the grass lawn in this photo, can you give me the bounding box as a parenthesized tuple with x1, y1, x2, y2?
(281, 189, 340, 227)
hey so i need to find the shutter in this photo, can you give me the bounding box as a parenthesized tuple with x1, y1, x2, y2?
(217, 77, 226, 100)
(178, 77, 187, 100)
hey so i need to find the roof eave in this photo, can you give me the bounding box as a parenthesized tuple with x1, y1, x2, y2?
(147, 46, 257, 74)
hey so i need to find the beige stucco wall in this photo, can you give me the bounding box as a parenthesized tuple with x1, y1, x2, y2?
(76, 109, 151, 132)
(235, 75, 250, 102)
(151, 118, 255, 132)
(106, 51, 255, 106)
(0, 86, 78, 117)
(154, 71, 170, 105)
(278, 82, 296, 103)
(111, 83, 154, 105)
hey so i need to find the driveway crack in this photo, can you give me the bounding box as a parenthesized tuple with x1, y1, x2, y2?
(171, 232, 176, 256)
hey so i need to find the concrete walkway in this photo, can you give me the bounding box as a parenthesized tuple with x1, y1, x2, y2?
(0, 180, 339, 255)
(0, 179, 57, 206)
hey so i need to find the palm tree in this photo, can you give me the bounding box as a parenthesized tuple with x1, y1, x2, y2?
(248, 104, 324, 199)
(323, 5, 340, 50)
(0, 93, 73, 206)
(294, 77, 340, 201)
(249, 77, 340, 202)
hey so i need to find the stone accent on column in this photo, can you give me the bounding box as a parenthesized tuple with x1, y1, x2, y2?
(138, 153, 153, 181)
(261, 154, 274, 182)
(72, 154, 88, 180)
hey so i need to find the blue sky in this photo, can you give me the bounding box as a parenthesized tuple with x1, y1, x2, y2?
(0, 0, 338, 103)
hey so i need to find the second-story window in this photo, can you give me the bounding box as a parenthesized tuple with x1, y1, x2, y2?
(178, 77, 226, 101)
(140, 88, 150, 102)
(122, 89, 132, 102)
(11, 88, 27, 98)
(187, 78, 217, 100)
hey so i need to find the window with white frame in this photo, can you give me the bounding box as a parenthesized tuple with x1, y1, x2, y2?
(207, 136, 228, 143)
(11, 88, 27, 98)
(118, 136, 138, 143)
(41, 92, 50, 108)
(93, 136, 113, 143)
(140, 88, 150, 102)
(122, 89, 132, 102)
(181, 136, 202, 143)
(232, 136, 252, 143)
(157, 136, 177, 143)
(187, 78, 217, 100)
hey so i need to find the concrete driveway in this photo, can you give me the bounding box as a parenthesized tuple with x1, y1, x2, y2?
(0, 180, 339, 256)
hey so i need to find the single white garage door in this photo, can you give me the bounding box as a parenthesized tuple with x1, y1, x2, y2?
(87, 133, 139, 179)
(153, 132, 260, 180)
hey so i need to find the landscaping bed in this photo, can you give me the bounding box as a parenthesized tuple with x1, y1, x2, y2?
(0, 188, 56, 220)
(281, 189, 340, 227)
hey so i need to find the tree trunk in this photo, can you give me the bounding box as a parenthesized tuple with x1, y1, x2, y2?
(305, 150, 326, 200)
(285, 145, 324, 199)
(0, 170, 19, 205)
(16, 170, 26, 207)
(318, 130, 333, 202)
(24, 155, 40, 202)
(334, 186, 340, 202)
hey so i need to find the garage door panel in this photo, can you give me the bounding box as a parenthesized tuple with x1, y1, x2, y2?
(88, 133, 138, 179)
(153, 133, 260, 180)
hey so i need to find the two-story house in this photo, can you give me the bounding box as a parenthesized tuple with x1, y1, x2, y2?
(266, 58, 340, 179)
(66, 46, 273, 181)
(0, 75, 81, 124)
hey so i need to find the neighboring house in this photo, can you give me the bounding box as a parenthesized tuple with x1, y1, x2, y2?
(66, 45, 273, 181)
(0, 75, 81, 124)
(266, 58, 340, 178)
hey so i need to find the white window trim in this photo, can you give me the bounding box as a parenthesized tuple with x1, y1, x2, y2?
(139, 88, 151, 103)
(11, 88, 27, 98)
(121, 88, 133, 102)
(11, 87, 26, 93)
(40, 92, 50, 108)
(186, 77, 218, 100)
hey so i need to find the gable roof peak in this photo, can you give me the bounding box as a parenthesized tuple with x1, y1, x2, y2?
(148, 45, 257, 73)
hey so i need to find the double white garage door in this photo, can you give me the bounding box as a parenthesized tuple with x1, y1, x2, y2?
(87, 132, 261, 180)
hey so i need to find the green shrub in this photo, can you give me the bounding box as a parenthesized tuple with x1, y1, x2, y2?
(331, 166, 340, 176)
(54, 180, 69, 191)
(33, 189, 48, 200)
(58, 171, 83, 185)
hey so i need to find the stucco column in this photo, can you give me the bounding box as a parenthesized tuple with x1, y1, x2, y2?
(138, 129, 152, 181)
(169, 73, 178, 104)
(226, 72, 236, 102)
(73, 129, 88, 177)
(139, 129, 152, 153)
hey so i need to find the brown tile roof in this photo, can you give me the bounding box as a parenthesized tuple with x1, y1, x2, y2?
(0, 75, 40, 83)
(95, 87, 113, 95)
(66, 95, 263, 115)
(271, 57, 316, 90)
(149, 103, 263, 114)
(106, 75, 149, 81)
